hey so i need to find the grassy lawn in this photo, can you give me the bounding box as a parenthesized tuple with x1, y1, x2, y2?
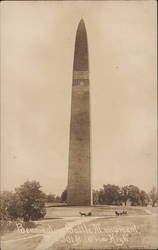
(45, 205, 148, 219)
(52, 215, 158, 249)
(145, 206, 158, 214)
(1, 206, 157, 250)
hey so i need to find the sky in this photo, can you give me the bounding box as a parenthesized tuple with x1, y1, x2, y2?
(1, 1, 157, 195)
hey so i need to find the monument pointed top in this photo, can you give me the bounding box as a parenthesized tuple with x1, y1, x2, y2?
(79, 18, 85, 24)
(78, 19, 86, 31)
(73, 18, 88, 71)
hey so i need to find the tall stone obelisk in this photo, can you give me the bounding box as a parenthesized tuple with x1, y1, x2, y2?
(67, 19, 92, 205)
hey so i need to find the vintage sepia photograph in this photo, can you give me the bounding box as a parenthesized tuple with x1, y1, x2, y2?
(0, 0, 157, 249)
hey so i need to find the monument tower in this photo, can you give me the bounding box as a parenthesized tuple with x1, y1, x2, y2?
(67, 19, 92, 205)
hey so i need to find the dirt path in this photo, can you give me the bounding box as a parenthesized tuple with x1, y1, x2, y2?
(35, 216, 97, 250)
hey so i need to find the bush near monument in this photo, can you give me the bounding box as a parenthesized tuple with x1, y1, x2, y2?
(61, 189, 67, 203)
(46, 194, 61, 203)
(0, 180, 46, 222)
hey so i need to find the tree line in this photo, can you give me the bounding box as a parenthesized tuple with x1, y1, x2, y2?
(93, 184, 157, 206)
(60, 185, 158, 207)
(0, 180, 157, 222)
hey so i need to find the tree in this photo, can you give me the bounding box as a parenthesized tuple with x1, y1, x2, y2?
(98, 188, 104, 204)
(61, 189, 67, 202)
(120, 186, 130, 206)
(47, 194, 56, 203)
(55, 196, 61, 203)
(128, 185, 141, 206)
(0, 191, 21, 220)
(149, 186, 158, 207)
(139, 190, 149, 206)
(99, 184, 121, 205)
(93, 190, 99, 205)
(15, 180, 46, 221)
